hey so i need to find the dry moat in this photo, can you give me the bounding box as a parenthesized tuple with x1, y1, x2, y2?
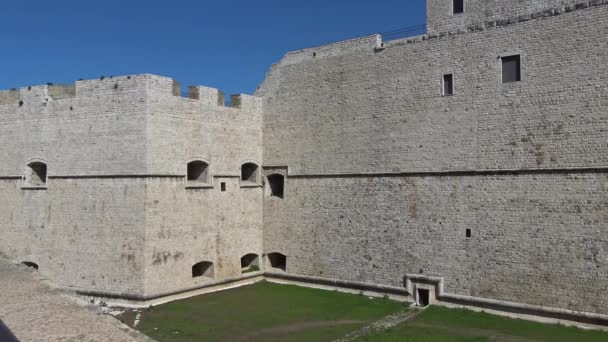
(114, 282, 608, 342)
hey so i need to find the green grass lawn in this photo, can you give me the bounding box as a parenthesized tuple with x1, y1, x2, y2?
(358, 306, 608, 342)
(118, 281, 608, 342)
(125, 281, 407, 342)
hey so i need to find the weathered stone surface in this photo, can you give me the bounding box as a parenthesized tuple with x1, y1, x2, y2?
(257, 1, 608, 316)
(0, 0, 607, 322)
(0, 258, 149, 342)
(0, 75, 264, 298)
(427, 0, 586, 34)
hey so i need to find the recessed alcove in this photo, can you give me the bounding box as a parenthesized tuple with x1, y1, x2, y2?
(241, 163, 260, 185)
(23, 161, 48, 189)
(267, 174, 284, 199)
(192, 261, 214, 279)
(241, 254, 260, 273)
(267, 253, 287, 272)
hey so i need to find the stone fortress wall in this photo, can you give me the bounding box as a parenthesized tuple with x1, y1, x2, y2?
(257, 0, 608, 317)
(0, 75, 264, 298)
(0, 76, 151, 295)
(142, 76, 264, 296)
(0, 0, 606, 322)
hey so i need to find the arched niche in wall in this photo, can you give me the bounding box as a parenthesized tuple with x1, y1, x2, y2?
(186, 159, 213, 189)
(266, 252, 287, 272)
(266, 174, 285, 199)
(240, 253, 260, 273)
(240, 162, 260, 185)
(192, 261, 214, 279)
(23, 160, 48, 189)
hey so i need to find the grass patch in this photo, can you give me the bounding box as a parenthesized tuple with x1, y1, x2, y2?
(358, 306, 608, 342)
(119, 283, 608, 342)
(128, 281, 407, 342)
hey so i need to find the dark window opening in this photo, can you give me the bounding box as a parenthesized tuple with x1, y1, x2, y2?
(267, 252, 287, 272)
(466, 229, 472, 238)
(502, 55, 521, 83)
(241, 163, 259, 184)
(417, 288, 430, 307)
(267, 174, 284, 199)
(443, 74, 454, 96)
(22, 261, 39, 270)
(221, 182, 226, 192)
(26, 162, 47, 186)
(453, 0, 464, 14)
(241, 253, 260, 273)
(192, 261, 214, 279)
(187, 161, 209, 183)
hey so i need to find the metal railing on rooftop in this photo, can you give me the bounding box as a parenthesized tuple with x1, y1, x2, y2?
(380, 24, 427, 41)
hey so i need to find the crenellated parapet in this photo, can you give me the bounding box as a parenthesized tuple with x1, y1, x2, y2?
(187, 85, 225, 106)
(0, 74, 263, 114)
(0, 89, 20, 105)
(142, 74, 264, 176)
(144, 74, 262, 113)
(0, 75, 150, 107)
(0, 84, 76, 106)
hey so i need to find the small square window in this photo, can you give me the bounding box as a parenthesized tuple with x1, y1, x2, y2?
(443, 74, 454, 96)
(466, 229, 472, 238)
(453, 0, 464, 14)
(502, 55, 521, 83)
(221, 182, 226, 192)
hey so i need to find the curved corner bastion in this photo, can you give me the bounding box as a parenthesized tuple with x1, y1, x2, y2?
(0, 0, 607, 328)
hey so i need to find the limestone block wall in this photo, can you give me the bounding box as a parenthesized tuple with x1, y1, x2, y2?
(0, 76, 155, 295)
(142, 76, 264, 295)
(0, 178, 146, 294)
(258, 5, 608, 174)
(0, 75, 149, 176)
(427, 0, 583, 34)
(263, 173, 608, 315)
(258, 3, 608, 315)
(144, 75, 263, 175)
(141, 177, 263, 295)
(0, 74, 264, 297)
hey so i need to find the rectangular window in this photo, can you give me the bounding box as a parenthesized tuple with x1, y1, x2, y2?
(443, 74, 454, 96)
(221, 182, 226, 192)
(502, 55, 521, 83)
(453, 0, 464, 14)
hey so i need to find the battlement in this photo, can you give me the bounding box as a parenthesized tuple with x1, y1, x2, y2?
(147, 75, 262, 111)
(185, 85, 261, 110)
(0, 84, 76, 105)
(0, 74, 262, 111)
(0, 75, 148, 106)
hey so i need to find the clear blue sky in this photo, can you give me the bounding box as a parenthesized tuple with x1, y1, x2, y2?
(0, 0, 425, 95)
